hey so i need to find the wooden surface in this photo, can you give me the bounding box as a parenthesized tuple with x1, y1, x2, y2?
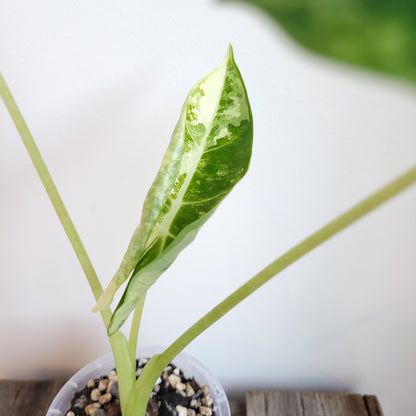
(0, 379, 65, 416)
(229, 400, 246, 416)
(246, 391, 383, 416)
(0, 380, 383, 416)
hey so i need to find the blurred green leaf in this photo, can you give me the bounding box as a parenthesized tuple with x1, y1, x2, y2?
(224, 0, 416, 84)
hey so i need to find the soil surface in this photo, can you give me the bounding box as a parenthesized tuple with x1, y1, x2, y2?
(65, 358, 217, 416)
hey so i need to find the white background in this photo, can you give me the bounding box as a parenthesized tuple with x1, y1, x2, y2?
(1, 1, 416, 414)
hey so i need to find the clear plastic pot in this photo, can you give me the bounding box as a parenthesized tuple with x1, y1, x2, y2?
(46, 346, 230, 416)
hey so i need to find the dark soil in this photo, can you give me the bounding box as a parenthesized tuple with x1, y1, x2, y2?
(65, 358, 216, 416)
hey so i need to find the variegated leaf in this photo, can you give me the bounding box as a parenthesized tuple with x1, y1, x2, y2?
(94, 45, 253, 334)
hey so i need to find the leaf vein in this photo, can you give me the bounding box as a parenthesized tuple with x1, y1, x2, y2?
(182, 191, 228, 205)
(202, 140, 234, 155)
(185, 125, 199, 146)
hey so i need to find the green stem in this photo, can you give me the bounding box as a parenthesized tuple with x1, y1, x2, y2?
(0, 73, 135, 414)
(0, 73, 112, 326)
(126, 163, 416, 416)
(128, 295, 146, 362)
(110, 333, 136, 416)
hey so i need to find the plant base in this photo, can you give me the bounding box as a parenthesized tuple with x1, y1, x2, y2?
(46, 348, 230, 416)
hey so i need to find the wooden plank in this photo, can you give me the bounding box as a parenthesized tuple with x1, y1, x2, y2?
(363, 395, 384, 416)
(0, 380, 245, 416)
(0, 379, 65, 416)
(246, 391, 382, 416)
(317, 393, 369, 415)
(247, 391, 303, 415)
(229, 400, 246, 416)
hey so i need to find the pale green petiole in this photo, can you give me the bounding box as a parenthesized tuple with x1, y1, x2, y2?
(0, 72, 112, 326)
(109, 333, 135, 416)
(128, 295, 146, 362)
(125, 163, 416, 416)
(0, 73, 135, 415)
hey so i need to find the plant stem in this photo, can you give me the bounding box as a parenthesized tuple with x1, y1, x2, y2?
(0, 74, 135, 414)
(128, 295, 146, 362)
(0, 73, 113, 326)
(110, 332, 135, 416)
(126, 163, 416, 416)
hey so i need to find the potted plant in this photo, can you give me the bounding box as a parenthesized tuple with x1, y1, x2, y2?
(46, 347, 231, 416)
(1, 45, 415, 416)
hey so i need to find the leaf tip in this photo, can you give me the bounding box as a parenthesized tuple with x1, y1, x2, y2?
(107, 318, 119, 337)
(91, 303, 102, 313)
(92, 280, 119, 312)
(226, 43, 234, 61)
(92, 293, 111, 312)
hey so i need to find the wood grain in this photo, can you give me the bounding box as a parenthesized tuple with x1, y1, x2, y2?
(246, 391, 384, 416)
(363, 395, 384, 416)
(229, 400, 246, 416)
(0, 379, 65, 416)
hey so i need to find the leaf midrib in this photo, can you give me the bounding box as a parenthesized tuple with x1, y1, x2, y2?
(155, 65, 228, 241)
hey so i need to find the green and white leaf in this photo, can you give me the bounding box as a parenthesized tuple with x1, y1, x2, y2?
(94, 45, 253, 335)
